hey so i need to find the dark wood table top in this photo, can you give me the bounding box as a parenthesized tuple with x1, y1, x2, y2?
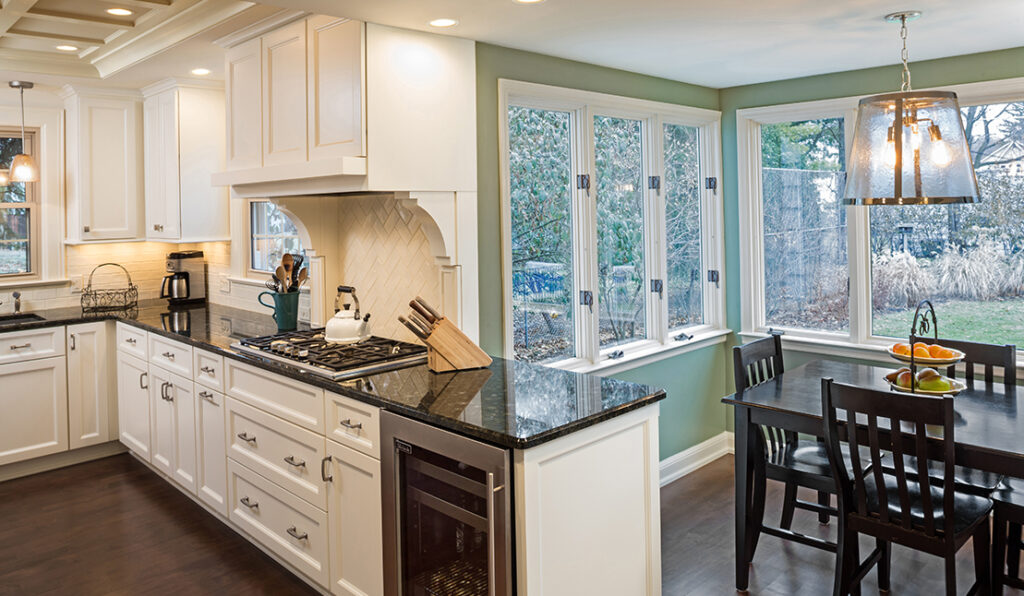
(722, 359, 1024, 476)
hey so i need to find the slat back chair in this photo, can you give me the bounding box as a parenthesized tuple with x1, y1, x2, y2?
(822, 378, 991, 595)
(912, 335, 1016, 385)
(733, 334, 796, 456)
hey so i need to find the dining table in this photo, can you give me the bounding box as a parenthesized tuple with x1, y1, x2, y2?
(721, 358, 1024, 591)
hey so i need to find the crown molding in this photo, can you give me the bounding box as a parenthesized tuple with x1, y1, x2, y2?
(141, 76, 224, 97)
(213, 8, 308, 48)
(58, 83, 143, 100)
(0, 48, 99, 79)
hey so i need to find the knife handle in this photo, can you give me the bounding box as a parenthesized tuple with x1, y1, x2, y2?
(409, 300, 436, 324)
(408, 311, 433, 335)
(399, 317, 429, 341)
(415, 296, 443, 320)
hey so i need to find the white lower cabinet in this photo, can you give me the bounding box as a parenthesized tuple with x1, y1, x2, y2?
(116, 351, 151, 460)
(195, 387, 228, 516)
(229, 459, 330, 587)
(149, 367, 197, 493)
(67, 322, 114, 449)
(326, 440, 383, 596)
(0, 356, 69, 465)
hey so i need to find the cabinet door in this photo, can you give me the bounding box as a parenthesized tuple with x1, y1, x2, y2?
(150, 367, 197, 493)
(326, 440, 383, 596)
(116, 351, 151, 459)
(307, 16, 364, 160)
(226, 37, 262, 170)
(262, 19, 308, 167)
(0, 357, 68, 465)
(144, 90, 180, 240)
(67, 322, 112, 449)
(195, 388, 227, 516)
(77, 95, 142, 240)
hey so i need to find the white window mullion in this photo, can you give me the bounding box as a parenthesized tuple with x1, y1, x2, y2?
(576, 105, 600, 364)
(845, 108, 872, 344)
(701, 121, 726, 330)
(649, 115, 668, 344)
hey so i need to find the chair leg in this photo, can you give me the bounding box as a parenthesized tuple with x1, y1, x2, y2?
(876, 538, 891, 592)
(818, 490, 831, 524)
(973, 519, 991, 595)
(848, 531, 862, 596)
(1009, 521, 1022, 580)
(994, 509, 1007, 596)
(748, 459, 767, 561)
(945, 554, 958, 596)
(780, 481, 797, 530)
(833, 520, 849, 596)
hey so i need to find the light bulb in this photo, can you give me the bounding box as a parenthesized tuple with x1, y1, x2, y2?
(0, 170, 8, 186)
(931, 140, 952, 167)
(910, 123, 922, 150)
(884, 140, 897, 168)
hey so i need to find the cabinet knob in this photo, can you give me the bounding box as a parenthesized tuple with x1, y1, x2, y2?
(126, 337, 137, 345)
(161, 351, 175, 360)
(83, 226, 90, 233)
(200, 366, 215, 374)
(153, 224, 164, 232)
(240, 496, 258, 510)
(199, 390, 216, 402)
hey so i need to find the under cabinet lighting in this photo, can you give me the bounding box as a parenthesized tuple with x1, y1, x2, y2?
(514, 0, 546, 3)
(106, 8, 133, 16)
(56, 45, 78, 52)
(429, 18, 459, 27)
(191, 68, 211, 76)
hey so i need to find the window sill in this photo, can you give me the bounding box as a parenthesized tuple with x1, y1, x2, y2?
(228, 276, 309, 293)
(0, 278, 70, 290)
(547, 328, 732, 376)
(739, 330, 915, 366)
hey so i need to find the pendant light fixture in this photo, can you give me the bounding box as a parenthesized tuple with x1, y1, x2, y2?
(842, 12, 979, 205)
(8, 81, 39, 183)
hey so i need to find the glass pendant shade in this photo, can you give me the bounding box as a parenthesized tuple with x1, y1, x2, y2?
(0, 170, 8, 186)
(843, 91, 979, 205)
(9, 153, 38, 183)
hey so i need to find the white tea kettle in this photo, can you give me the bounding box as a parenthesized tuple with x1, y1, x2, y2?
(325, 285, 371, 344)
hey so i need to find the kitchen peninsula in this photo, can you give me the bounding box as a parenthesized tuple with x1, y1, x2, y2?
(0, 302, 664, 595)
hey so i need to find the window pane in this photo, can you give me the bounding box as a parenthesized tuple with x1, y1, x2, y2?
(871, 101, 1024, 345)
(664, 123, 703, 328)
(1, 136, 26, 204)
(761, 118, 848, 332)
(0, 207, 29, 275)
(508, 106, 576, 363)
(594, 115, 647, 348)
(250, 201, 303, 272)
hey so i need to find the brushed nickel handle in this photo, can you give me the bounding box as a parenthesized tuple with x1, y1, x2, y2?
(9, 343, 31, 350)
(199, 390, 216, 402)
(200, 366, 215, 374)
(161, 382, 174, 402)
(339, 419, 363, 430)
(69, 334, 76, 351)
(240, 496, 258, 509)
(153, 224, 164, 232)
(286, 526, 308, 541)
(125, 337, 137, 345)
(321, 455, 333, 482)
(284, 455, 305, 468)
(237, 432, 256, 445)
(139, 371, 148, 389)
(161, 351, 175, 360)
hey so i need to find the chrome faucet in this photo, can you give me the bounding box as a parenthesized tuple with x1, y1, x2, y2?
(12, 291, 20, 314)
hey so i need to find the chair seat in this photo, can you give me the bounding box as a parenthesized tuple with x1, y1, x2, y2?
(863, 473, 993, 535)
(900, 456, 1003, 495)
(767, 440, 870, 478)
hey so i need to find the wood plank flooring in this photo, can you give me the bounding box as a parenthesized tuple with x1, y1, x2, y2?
(662, 455, 1023, 595)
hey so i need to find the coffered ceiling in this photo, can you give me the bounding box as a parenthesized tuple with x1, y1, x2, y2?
(0, 0, 255, 79)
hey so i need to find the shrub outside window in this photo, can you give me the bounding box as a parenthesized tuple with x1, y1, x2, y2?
(0, 130, 37, 278)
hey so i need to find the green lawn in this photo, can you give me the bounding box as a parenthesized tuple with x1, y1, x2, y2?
(873, 298, 1024, 347)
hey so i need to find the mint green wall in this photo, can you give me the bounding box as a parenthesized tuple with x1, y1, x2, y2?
(475, 43, 727, 459)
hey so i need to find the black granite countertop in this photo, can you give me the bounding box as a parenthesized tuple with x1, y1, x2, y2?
(2, 301, 665, 449)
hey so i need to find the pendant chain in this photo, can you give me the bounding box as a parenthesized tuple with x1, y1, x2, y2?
(900, 15, 912, 92)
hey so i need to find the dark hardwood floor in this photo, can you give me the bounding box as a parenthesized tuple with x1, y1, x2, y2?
(0, 454, 317, 596)
(662, 455, 1023, 595)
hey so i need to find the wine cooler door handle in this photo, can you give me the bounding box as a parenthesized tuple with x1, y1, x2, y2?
(487, 471, 496, 596)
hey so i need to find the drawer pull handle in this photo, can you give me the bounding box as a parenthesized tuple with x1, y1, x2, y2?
(240, 496, 258, 510)
(321, 455, 333, 482)
(139, 372, 148, 390)
(200, 366, 216, 374)
(125, 338, 137, 345)
(161, 351, 175, 360)
(339, 419, 363, 431)
(286, 527, 308, 541)
(284, 455, 306, 468)
(237, 432, 256, 445)
(9, 343, 31, 350)
(199, 391, 216, 402)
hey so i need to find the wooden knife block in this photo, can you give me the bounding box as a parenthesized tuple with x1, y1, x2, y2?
(424, 318, 493, 373)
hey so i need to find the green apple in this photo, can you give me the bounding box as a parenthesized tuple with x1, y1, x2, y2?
(918, 376, 952, 392)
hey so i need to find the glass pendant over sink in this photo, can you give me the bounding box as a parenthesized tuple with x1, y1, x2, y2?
(843, 12, 979, 205)
(8, 80, 39, 183)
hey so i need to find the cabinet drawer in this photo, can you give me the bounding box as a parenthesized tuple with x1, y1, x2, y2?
(228, 459, 329, 587)
(326, 392, 380, 459)
(194, 349, 224, 392)
(0, 326, 64, 365)
(226, 398, 327, 510)
(225, 359, 324, 433)
(116, 323, 148, 359)
(149, 334, 193, 377)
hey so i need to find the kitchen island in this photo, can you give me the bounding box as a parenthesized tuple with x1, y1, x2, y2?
(0, 301, 665, 595)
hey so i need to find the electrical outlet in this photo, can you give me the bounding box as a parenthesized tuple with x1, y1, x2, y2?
(69, 275, 84, 294)
(298, 305, 311, 322)
(220, 278, 231, 294)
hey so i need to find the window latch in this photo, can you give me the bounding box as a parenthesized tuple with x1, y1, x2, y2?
(579, 290, 593, 313)
(648, 176, 661, 193)
(607, 350, 625, 360)
(707, 269, 720, 288)
(767, 328, 785, 336)
(705, 177, 718, 192)
(576, 174, 591, 192)
(650, 279, 663, 298)
(674, 331, 693, 342)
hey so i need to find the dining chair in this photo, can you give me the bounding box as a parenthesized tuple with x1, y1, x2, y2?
(733, 335, 838, 553)
(822, 378, 992, 596)
(993, 478, 1024, 594)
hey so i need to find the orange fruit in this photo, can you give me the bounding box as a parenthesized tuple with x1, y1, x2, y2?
(928, 344, 945, 358)
(935, 347, 956, 359)
(913, 346, 931, 359)
(913, 342, 929, 351)
(892, 343, 911, 356)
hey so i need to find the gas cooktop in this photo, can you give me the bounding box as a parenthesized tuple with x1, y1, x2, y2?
(232, 329, 427, 381)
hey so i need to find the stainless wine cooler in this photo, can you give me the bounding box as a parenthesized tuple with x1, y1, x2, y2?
(381, 412, 512, 596)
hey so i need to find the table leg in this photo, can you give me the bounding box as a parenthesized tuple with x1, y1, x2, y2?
(735, 406, 757, 591)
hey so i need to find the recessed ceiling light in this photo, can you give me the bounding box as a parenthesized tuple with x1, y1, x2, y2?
(56, 45, 79, 52)
(429, 18, 459, 28)
(191, 68, 211, 76)
(106, 8, 133, 16)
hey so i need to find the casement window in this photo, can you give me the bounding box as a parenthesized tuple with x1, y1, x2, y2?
(0, 129, 38, 279)
(738, 78, 1024, 355)
(500, 80, 725, 370)
(248, 199, 304, 274)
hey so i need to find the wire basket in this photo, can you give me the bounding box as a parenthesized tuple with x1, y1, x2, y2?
(81, 263, 139, 313)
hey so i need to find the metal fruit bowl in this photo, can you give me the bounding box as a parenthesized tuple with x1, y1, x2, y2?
(886, 346, 965, 367)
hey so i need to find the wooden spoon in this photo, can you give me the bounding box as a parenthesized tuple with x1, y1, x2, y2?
(275, 265, 288, 292)
(296, 268, 308, 287)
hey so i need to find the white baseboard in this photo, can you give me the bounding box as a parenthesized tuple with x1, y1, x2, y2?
(659, 431, 734, 487)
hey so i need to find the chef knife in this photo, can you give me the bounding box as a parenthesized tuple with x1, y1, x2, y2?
(414, 296, 442, 321)
(398, 316, 429, 341)
(408, 311, 433, 336)
(409, 300, 436, 324)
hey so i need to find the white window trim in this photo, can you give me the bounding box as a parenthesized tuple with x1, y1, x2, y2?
(244, 198, 304, 278)
(738, 76, 1024, 363)
(499, 79, 725, 372)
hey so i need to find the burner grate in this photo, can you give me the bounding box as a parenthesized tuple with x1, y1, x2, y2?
(237, 330, 427, 376)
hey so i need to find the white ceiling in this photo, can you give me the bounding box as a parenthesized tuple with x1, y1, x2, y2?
(259, 0, 1024, 88)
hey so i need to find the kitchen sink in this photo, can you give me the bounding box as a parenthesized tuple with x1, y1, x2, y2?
(0, 313, 44, 327)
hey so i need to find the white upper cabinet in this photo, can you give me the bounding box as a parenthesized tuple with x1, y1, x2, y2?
(262, 19, 308, 167)
(225, 37, 263, 170)
(143, 81, 229, 242)
(307, 15, 364, 161)
(62, 87, 144, 241)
